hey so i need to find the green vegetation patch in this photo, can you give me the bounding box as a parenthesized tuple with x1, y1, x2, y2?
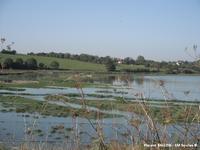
(0, 86, 26, 91)
(0, 95, 115, 119)
(45, 95, 200, 124)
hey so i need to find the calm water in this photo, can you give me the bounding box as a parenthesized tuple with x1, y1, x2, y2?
(0, 112, 198, 146)
(1, 75, 200, 101)
(0, 74, 200, 146)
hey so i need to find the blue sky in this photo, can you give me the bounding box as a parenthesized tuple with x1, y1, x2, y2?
(0, 0, 200, 61)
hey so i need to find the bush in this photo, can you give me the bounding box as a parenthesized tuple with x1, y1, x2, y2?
(105, 60, 116, 72)
(2, 58, 13, 69)
(1, 49, 16, 55)
(165, 69, 178, 74)
(136, 55, 145, 65)
(181, 69, 195, 74)
(50, 61, 59, 69)
(122, 68, 150, 73)
(38, 62, 45, 69)
(25, 58, 37, 69)
(14, 58, 24, 69)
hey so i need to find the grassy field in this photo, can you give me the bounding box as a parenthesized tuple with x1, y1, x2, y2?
(0, 53, 151, 72)
(0, 53, 106, 71)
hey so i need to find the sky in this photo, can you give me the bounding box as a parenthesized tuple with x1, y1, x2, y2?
(0, 0, 200, 61)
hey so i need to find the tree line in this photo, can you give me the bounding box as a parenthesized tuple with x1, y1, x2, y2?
(0, 57, 59, 70)
(27, 52, 147, 65)
(0, 37, 199, 73)
(1, 51, 199, 73)
(28, 52, 199, 73)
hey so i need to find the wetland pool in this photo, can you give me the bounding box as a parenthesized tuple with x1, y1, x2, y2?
(0, 73, 200, 147)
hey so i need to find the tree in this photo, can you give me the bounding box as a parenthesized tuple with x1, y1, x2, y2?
(136, 55, 145, 65)
(0, 40, 16, 55)
(79, 54, 89, 61)
(1, 49, 16, 55)
(105, 60, 116, 72)
(0, 38, 6, 51)
(14, 58, 24, 69)
(124, 57, 135, 64)
(38, 62, 45, 69)
(3, 58, 13, 69)
(64, 53, 71, 58)
(15, 58, 23, 65)
(25, 58, 37, 69)
(50, 61, 59, 69)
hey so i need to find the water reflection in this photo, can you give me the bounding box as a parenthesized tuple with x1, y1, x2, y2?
(0, 73, 200, 101)
(134, 76, 144, 86)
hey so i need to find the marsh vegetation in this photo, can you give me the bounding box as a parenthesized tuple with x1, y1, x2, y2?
(0, 71, 199, 149)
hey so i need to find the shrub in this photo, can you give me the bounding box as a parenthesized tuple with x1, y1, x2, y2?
(2, 58, 13, 69)
(25, 58, 37, 69)
(50, 61, 59, 69)
(1, 49, 16, 55)
(14, 58, 24, 69)
(38, 62, 45, 69)
(105, 60, 116, 72)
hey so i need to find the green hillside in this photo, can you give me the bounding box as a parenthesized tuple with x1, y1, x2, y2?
(0, 53, 106, 71)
